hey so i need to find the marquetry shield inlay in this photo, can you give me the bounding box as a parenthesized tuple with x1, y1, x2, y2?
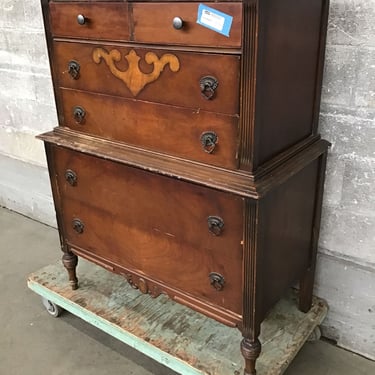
(92, 48, 180, 96)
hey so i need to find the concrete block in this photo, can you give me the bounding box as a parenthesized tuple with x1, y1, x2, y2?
(0, 28, 50, 71)
(320, 106, 375, 159)
(319, 204, 375, 265)
(321, 45, 358, 107)
(327, 0, 375, 47)
(0, 68, 55, 106)
(355, 48, 375, 108)
(0, 127, 48, 166)
(0, 154, 56, 227)
(315, 252, 375, 360)
(0, 1, 26, 30)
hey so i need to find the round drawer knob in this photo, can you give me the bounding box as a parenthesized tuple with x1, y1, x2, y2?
(172, 17, 184, 30)
(77, 14, 86, 25)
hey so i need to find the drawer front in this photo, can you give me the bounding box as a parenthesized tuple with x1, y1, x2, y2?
(132, 3, 242, 48)
(50, 2, 130, 40)
(49, 2, 242, 48)
(61, 89, 239, 169)
(53, 146, 243, 314)
(54, 42, 240, 115)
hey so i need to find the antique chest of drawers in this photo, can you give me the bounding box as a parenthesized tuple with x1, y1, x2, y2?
(38, 1, 330, 373)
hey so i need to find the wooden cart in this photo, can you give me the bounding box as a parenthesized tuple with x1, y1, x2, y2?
(28, 260, 327, 375)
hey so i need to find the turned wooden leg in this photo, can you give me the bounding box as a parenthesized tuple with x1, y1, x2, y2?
(62, 252, 78, 290)
(241, 338, 261, 375)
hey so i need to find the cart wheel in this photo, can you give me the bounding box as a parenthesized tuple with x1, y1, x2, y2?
(307, 326, 322, 342)
(42, 297, 63, 318)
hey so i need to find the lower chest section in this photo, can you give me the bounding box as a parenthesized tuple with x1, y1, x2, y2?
(49, 145, 244, 323)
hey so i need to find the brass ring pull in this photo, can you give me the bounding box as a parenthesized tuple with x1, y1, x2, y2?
(68, 60, 80, 80)
(209, 272, 225, 291)
(73, 106, 86, 124)
(200, 131, 218, 154)
(72, 219, 84, 234)
(65, 169, 77, 186)
(200, 76, 218, 100)
(207, 216, 224, 236)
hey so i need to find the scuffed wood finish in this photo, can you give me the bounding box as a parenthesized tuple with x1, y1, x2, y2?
(28, 260, 329, 375)
(52, 145, 244, 316)
(50, 1, 242, 48)
(53, 42, 240, 115)
(39, 1, 330, 373)
(50, 2, 130, 40)
(60, 89, 239, 169)
(39, 129, 330, 200)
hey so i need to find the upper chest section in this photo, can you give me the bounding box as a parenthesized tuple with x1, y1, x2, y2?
(48, 1, 243, 49)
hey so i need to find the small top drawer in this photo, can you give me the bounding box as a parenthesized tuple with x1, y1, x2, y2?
(49, 2, 130, 41)
(49, 2, 242, 48)
(132, 3, 242, 48)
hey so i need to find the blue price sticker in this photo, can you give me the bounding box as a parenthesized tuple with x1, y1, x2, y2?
(196, 4, 233, 37)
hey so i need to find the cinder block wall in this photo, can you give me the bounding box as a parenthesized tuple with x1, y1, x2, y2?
(0, 0, 374, 359)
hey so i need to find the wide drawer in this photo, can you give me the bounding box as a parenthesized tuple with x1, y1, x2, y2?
(54, 42, 240, 115)
(60, 89, 239, 169)
(52, 146, 244, 314)
(49, 2, 242, 48)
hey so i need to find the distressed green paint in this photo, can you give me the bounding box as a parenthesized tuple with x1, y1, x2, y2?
(28, 280, 203, 375)
(27, 261, 328, 375)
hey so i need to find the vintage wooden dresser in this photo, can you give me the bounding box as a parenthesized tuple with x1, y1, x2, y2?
(38, 0, 330, 373)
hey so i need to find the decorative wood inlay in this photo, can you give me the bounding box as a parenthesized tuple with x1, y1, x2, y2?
(92, 48, 180, 96)
(239, 0, 258, 170)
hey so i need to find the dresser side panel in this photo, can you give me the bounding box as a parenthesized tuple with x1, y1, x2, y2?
(259, 158, 320, 316)
(253, 0, 325, 168)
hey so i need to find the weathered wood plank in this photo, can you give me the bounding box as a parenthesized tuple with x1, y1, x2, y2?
(28, 261, 328, 375)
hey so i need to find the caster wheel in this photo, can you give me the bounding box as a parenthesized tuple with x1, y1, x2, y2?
(307, 326, 322, 342)
(42, 297, 63, 318)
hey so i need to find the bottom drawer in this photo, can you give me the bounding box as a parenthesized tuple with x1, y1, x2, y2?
(50, 145, 244, 316)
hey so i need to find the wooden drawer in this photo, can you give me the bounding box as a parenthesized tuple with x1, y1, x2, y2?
(54, 42, 240, 115)
(53, 146, 244, 314)
(60, 89, 239, 169)
(132, 3, 242, 48)
(49, 2, 242, 48)
(50, 2, 130, 40)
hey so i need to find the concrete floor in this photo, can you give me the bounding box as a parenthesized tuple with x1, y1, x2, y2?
(0, 207, 374, 375)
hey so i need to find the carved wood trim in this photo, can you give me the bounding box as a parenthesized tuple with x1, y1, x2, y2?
(92, 48, 180, 96)
(239, 0, 258, 171)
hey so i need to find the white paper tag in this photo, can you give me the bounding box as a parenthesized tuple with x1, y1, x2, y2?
(200, 9, 225, 32)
